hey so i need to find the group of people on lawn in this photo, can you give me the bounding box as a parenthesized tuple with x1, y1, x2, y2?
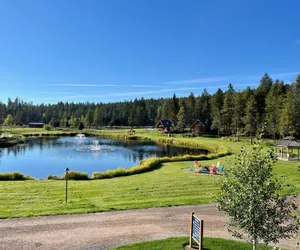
(190, 161, 225, 174)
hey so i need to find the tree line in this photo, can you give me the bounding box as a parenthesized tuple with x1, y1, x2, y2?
(0, 73, 300, 139)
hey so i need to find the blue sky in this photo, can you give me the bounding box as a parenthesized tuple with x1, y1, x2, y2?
(0, 0, 299, 104)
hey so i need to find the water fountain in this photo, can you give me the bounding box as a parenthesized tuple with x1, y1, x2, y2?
(75, 139, 115, 153)
(91, 140, 101, 151)
(76, 134, 86, 139)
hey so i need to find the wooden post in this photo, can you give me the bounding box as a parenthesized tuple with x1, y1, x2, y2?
(190, 212, 194, 248)
(65, 173, 68, 203)
(298, 148, 299, 161)
(199, 220, 204, 250)
(281, 147, 283, 160)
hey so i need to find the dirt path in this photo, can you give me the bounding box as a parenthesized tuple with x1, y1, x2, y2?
(0, 204, 297, 250)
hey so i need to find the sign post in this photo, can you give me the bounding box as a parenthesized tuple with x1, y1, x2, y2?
(65, 167, 69, 203)
(189, 212, 204, 250)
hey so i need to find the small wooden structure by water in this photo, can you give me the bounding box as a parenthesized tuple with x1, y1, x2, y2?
(29, 122, 44, 128)
(275, 136, 300, 161)
(156, 120, 178, 133)
(190, 119, 206, 134)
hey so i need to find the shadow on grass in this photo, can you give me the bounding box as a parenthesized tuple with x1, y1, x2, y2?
(182, 242, 210, 250)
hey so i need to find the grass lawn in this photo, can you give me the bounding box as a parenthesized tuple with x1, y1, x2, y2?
(1, 127, 81, 136)
(112, 237, 274, 250)
(0, 128, 299, 218)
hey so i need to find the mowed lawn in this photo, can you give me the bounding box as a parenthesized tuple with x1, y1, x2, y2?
(1, 156, 299, 218)
(0, 129, 299, 218)
(0, 160, 222, 218)
(112, 237, 274, 250)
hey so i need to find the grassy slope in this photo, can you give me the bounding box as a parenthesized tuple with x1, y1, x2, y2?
(0, 128, 299, 218)
(112, 237, 273, 250)
(1, 127, 81, 136)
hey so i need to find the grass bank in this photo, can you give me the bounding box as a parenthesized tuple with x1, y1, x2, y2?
(0, 132, 25, 147)
(88, 129, 231, 179)
(1, 128, 231, 179)
(2, 127, 82, 137)
(1, 157, 299, 218)
(112, 237, 274, 250)
(0, 128, 299, 218)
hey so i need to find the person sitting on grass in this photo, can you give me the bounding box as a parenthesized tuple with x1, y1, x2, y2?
(209, 165, 217, 174)
(194, 161, 199, 171)
(203, 165, 209, 172)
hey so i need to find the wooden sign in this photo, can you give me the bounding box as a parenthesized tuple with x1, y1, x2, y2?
(190, 212, 204, 250)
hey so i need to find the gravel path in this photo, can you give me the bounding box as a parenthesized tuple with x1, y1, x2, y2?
(0, 204, 297, 250)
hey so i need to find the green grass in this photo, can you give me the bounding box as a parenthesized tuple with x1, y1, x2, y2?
(112, 237, 274, 250)
(1, 155, 299, 218)
(1, 127, 81, 136)
(0, 128, 299, 218)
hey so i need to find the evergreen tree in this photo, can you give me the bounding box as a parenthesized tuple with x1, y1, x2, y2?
(155, 105, 163, 125)
(243, 95, 258, 144)
(211, 89, 224, 137)
(279, 91, 295, 137)
(50, 111, 60, 128)
(265, 80, 284, 139)
(197, 88, 211, 122)
(93, 107, 102, 128)
(78, 121, 84, 130)
(186, 92, 196, 126)
(161, 99, 172, 120)
(255, 73, 273, 122)
(42, 112, 48, 124)
(169, 93, 179, 121)
(176, 100, 187, 133)
(0, 102, 5, 125)
(221, 83, 235, 135)
(233, 92, 244, 140)
(291, 75, 300, 136)
(85, 109, 94, 128)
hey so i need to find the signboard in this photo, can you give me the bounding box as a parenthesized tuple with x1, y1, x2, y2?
(192, 215, 201, 243)
(189, 212, 203, 250)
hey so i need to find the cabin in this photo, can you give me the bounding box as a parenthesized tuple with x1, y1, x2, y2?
(156, 120, 178, 133)
(190, 119, 206, 134)
(29, 122, 44, 128)
(275, 136, 300, 161)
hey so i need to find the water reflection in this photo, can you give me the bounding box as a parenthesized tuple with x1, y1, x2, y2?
(0, 137, 207, 179)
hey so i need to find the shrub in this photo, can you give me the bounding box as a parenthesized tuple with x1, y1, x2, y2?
(0, 172, 13, 180)
(0, 172, 35, 181)
(46, 174, 60, 180)
(62, 171, 89, 180)
(43, 124, 52, 131)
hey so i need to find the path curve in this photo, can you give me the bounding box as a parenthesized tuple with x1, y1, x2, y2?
(0, 204, 297, 250)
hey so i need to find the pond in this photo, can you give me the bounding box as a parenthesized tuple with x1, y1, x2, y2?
(0, 136, 208, 179)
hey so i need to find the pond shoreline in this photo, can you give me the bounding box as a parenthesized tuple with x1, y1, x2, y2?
(0, 129, 231, 180)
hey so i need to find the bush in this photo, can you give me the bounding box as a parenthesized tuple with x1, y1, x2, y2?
(43, 124, 52, 131)
(46, 174, 60, 180)
(0, 172, 35, 181)
(62, 171, 89, 180)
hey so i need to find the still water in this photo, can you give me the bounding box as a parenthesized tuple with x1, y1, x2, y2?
(0, 137, 207, 179)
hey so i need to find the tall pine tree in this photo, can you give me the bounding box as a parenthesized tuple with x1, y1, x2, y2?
(211, 88, 224, 137)
(221, 83, 235, 135)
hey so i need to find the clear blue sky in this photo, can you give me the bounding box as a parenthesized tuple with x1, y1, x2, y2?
(0, 0, 299, 104)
